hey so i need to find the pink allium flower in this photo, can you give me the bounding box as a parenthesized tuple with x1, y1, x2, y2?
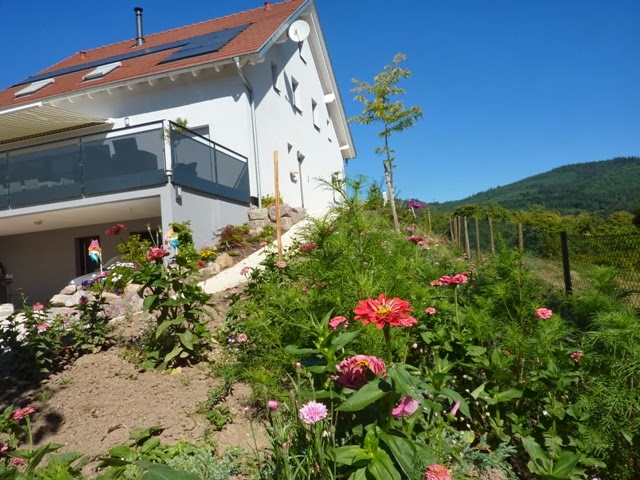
(12, 458, 26, 466)
(329, 316, 349, 329)
(450, 400, 461, 416)
(535, 307, 553, 319)
(32, 302, 44, 312)
(406, 226, 415, 232)
(37, 323, 49, 332)
(425, 307, 437, 315)
(11, 407, 35, 420)
(105, 224, 126, 236)
(299, 400, 328, 424)
(571, 351, 584, 363)
(243, 406, 251, 414)
(392, 396, 419, 418)
(240, 266, 251, 275)
(354, 294, 417, 329)
(335, 355, 387, 390)
(276, 261, 287, 268)
(281, 442, 289, 449)
(408, 236, 424, 243)
(237, 333, 248, 343)
(268, 400, 278, 411)
(425, 464, 451, 480)
(147, 246, 170, 262)
(299, 242, 317, 253)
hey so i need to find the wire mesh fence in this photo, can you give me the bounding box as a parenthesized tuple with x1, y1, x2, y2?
(448, 216, 640, 308)
(564, 233, 640, 308)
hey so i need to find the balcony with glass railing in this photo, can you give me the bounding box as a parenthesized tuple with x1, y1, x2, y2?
(0, 121, 249, 211)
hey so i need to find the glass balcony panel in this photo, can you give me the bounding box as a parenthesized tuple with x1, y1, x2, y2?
(8, 143, 82, 207)
(83, 129, 166, 196)
(0, 156, 8, 210)
(171, 128, 249, 203)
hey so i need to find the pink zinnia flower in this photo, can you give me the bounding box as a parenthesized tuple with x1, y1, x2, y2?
(535, 307, 553, 319)
(237, 333, 248, 343)
(147, 246, 170, 262)
(354, 294, 417, 329)
(105, 224, 126, 236)
(408, 235, 424, 243)
(299, 242, 317, 253)
(0, 442, 8, 452)
(276, 261, 287, 268)
(37, 323, 49, 332)
(32, 302, 44, 312)
(259, 241, 268, 247)
(392, 396, 419, 418)
(425, 464, 451, 480)
(425, 307, 437, 315)
(10, 407, 35, 420)
(299, 400, 328, 424)
(268, 400, 278, 411)
(335, 355, 387, 390)
(406, 226, 415, 233)
(12, 458, 26, 466)
(240, 266, 251, 275)
(329, 316, 349, 330)
(571, 351, 584, 363)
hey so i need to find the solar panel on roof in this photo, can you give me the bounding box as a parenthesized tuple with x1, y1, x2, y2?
(13, 23, 251, 88)
(159, 23, 249, 64)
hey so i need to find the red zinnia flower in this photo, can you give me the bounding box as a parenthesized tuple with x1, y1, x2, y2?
(354, 294, 417, 329)
(105, 224, 126, 236)
(408, 236, 424, 243)
(299, 242, 317, 253)
(535, 307, 553, 319)
(10, 406, 35, 420)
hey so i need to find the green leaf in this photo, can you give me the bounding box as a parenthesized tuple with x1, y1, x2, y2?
(338, 379, 392, 412)
(494, 388, 523, 403)
(143, 295, 158, 312)
(335, 446, 368, 466)
(622, 430, 634, 445)
(136, 460, 200, 480)
(108, 445, 137, 462)
(178, 330, 194, 351)
(470, 383, 486, 400)
(378, 430, 419, 478)
(440, 388, 471, 418)
(331, 330, 361, 350)
(348, 467, 369, 480)
(551, 452, 583, 477)
(387, 364, 420, 398)
(164, 346, 183, 364)
(466, 345, 487, 357)
(155, 318, 184, 339)
(367, 449, 401, 480)
(141, 437, 161, 453)
(521, 436, 553, 474)
(284, 345, 318, 355)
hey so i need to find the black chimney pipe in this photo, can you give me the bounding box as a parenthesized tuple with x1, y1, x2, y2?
(134, 7, 144, 46)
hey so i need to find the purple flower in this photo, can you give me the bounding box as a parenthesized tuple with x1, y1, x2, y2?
(407, 199, 426, 209)
(268, 400, 278, 411)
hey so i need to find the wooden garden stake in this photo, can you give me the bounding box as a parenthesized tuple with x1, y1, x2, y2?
(274, 151, 283, 260)
(475, 218, 481, 260)
(488, 218, 495, 255)
(518, 223, 524, 252)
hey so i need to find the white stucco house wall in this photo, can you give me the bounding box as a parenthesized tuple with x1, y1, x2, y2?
(0, 0, 355, 304)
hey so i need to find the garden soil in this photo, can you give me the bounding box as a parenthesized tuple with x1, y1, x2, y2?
(1, 276, 267, 477)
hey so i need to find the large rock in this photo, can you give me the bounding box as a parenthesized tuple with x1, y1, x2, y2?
(103, 289, 143, 319)
(268, 204, 293, 221)
(290, 208, 306, 225)
(280, 217, 293, 232)
(50, 291, 93, 307)
(248, 208, 269, 221)
(248, 219, 272, 231)
(60, 285, 77, 295)
(215, 253, 234, 269)
(201, 263, 221, 278)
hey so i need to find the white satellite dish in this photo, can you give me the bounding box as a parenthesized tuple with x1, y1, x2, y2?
(288, 19, 310, 43)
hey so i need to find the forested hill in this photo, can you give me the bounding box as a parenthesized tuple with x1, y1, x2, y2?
(436, 157, 640, 215)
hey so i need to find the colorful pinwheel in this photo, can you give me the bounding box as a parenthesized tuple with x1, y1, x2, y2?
(87, 239, 102, 272)
(165, 228, 179, 250)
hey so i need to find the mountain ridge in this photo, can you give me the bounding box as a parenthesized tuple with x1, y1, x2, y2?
(434, 156, 640, 215)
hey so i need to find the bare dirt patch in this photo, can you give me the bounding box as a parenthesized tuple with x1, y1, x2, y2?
(1, 266, 267, 476)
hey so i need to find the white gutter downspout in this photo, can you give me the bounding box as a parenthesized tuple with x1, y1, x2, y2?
(234, 56, 262, 208)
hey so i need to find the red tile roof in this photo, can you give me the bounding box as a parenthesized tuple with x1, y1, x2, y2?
(0, 0, 305, 109)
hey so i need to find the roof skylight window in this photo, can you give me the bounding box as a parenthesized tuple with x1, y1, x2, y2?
(14, 78, 55, 97)
(83, 62, 122, 81)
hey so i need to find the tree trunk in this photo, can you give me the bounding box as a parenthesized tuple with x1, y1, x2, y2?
(384, 168, 400, 233)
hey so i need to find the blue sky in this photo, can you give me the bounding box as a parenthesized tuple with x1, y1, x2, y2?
(1, 0, 639, 203)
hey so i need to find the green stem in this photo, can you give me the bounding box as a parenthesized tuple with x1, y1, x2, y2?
(454, 287, 460, 334)
(26, 417, 33, 452)
(383, 325, 393, 365)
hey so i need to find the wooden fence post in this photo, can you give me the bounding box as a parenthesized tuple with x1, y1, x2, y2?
(518, 223, 524, 252)
(488, 218, 495, 255)
(427, 208, 432, 233)
(475, 218, 481, 260)
(560, 231, 573, 295)
(464, 216, 471, 258)
(458, 216, 463, 248)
